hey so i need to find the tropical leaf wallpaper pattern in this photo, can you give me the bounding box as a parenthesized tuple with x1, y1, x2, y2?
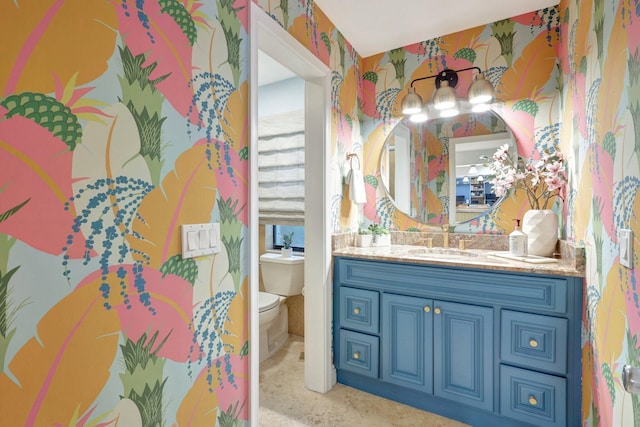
(271, 0, 640, 425)
(0, 0, 250, 425)
(1, 0, 640, 425)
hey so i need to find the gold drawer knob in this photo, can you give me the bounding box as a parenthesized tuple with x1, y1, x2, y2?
(353, 307, 360, 314)
(529, 339, 539, 348)
(528, 396, 538, 406)
(353, 352, 360, 360)
(434, 308, 441, 314)
(424, 306, 431, 313)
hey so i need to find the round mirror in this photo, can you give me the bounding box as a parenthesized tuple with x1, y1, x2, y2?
(380, 109, 516, 226)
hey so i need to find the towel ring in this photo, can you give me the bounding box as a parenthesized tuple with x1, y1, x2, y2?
(346, 153, 361, 170)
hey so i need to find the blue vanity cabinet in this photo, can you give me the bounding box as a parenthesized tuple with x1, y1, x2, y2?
(433, 300, 493, 412)
(333, 256, 583, 427)
(381, 293, 433, 394)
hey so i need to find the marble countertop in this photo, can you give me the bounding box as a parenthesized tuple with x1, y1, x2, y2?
(332, 244, 585, 278)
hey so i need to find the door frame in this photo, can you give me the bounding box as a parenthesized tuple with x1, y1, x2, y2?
(249, 3, 335, 424)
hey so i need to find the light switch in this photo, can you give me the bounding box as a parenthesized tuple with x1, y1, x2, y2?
(187, 231, 198, 250)
(181, 223, 221, 258)
(209, 223, 220, 251)
(620, 229, 634, 269)
(624, 365, 640, 394)
(198, 229, 208, 249)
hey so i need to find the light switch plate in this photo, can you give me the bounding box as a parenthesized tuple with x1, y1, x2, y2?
(181, 223, 220, 259)
(620, 229, 634, 269)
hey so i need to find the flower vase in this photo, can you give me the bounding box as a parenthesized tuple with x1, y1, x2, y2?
(522, 210, 558, 257)
(281, 247, 293, 258)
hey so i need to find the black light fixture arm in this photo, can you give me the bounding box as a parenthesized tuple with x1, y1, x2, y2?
(409, 66, 482, 90)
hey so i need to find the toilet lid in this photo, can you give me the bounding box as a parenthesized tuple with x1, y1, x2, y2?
(259, 292, 280, 313)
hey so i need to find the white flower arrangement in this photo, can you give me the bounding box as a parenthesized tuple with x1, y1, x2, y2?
(490, 144, 567, 210)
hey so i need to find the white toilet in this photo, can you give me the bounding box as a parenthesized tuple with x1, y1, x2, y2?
(259, 252, 304, 362)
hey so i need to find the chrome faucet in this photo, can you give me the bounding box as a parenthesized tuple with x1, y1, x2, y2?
(442, 224, 450, 248)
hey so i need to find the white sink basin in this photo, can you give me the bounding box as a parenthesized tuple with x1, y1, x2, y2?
(407, 248, 480, 260)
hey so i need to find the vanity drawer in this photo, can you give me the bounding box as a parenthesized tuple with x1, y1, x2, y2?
(339, 287, 379, 334)
(500, 365, 566, 427)
(336, 258, 569, 315)
(501, 310, 568, 375)
(338, 329, 379, 379)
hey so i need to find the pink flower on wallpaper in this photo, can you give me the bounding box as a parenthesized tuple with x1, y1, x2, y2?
(625, 266, 640, 336)
(360, 73, 380, 119)
(590, 144, 616, 240)
(362, 182, 378, 221)
(234, 0, 249, 32)
(117, 266, 199, 362)
(77, 265, 200, 363)
(195, 138, 248, 226)
(0, 110, 91, 258)
(427, 155, 446, 181)
(334, 113, 353, 144)
(213, 354, 248, 420)
(114, 1, 198, 124)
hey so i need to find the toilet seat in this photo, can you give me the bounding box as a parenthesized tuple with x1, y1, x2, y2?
(259, 292, 280, 313)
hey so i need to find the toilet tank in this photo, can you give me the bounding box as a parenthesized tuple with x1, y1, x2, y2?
(260, 253, 304, 296)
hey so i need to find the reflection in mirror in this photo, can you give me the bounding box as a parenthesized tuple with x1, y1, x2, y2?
(449, 133, 515, 225)
(380, 110, 515, 226)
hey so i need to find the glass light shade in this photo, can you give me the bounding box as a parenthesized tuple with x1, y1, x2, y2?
(432, 81, 457, 110)
(409, 111, 428, 123)
(462, 176, 469, 183)
(471, 103, 492, 113)
(401, 88, 424, 115)
(478, 175, 484, 182)
(439, 107, 459, 118)
(468, 165, 478, 174)
(468, 73, 494, 104)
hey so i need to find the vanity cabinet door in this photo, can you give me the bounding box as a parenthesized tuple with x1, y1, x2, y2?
(433, 300, 493, 412)
(382, 293, 433, 394)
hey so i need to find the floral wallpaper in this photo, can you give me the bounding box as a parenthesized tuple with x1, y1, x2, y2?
(0, 0, 361, 425)
(559, 0, 640, 425)
(2, 0, 639, 425)
(0, 1, 250, 425)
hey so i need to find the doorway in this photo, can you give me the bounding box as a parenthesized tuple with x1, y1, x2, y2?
(249, 3, 334, 424)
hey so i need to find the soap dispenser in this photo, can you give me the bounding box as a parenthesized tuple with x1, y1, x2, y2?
(509, 219, 528, 256)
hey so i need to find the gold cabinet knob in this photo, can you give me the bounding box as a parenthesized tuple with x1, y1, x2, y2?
(353, 352, 360, 360)
(424, 306, 431, 313)
(353, 307, 360, 314)
(434, 308, 441, 314)
(529, 339, 539, 348)
(528, 396, 538, 406)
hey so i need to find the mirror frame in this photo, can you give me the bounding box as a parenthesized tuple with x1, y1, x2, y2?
(448, 131, 515, 226)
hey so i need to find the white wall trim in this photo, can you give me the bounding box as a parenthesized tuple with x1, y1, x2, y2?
(249, 4, 334, 425)
(248, 6, 260, 424)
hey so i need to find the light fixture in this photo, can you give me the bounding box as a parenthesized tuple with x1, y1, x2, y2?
(468, 72, 494, 104)
(433, 81, 457, 110)
(468, 165, 478, 175)
(409, 110, 428, 123)
(400, 67, 495, 121)
(401, 87, 423, 115)
(462, 176, 469, 183)
(478, 175, 484, 182)
(440, 107, 459, 118)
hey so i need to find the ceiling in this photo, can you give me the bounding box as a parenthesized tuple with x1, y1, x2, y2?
(258, 0, 560, 85)
(314, 0, 560, 58)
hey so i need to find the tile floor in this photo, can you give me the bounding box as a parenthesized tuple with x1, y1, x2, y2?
(259, 335, 469, 427)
